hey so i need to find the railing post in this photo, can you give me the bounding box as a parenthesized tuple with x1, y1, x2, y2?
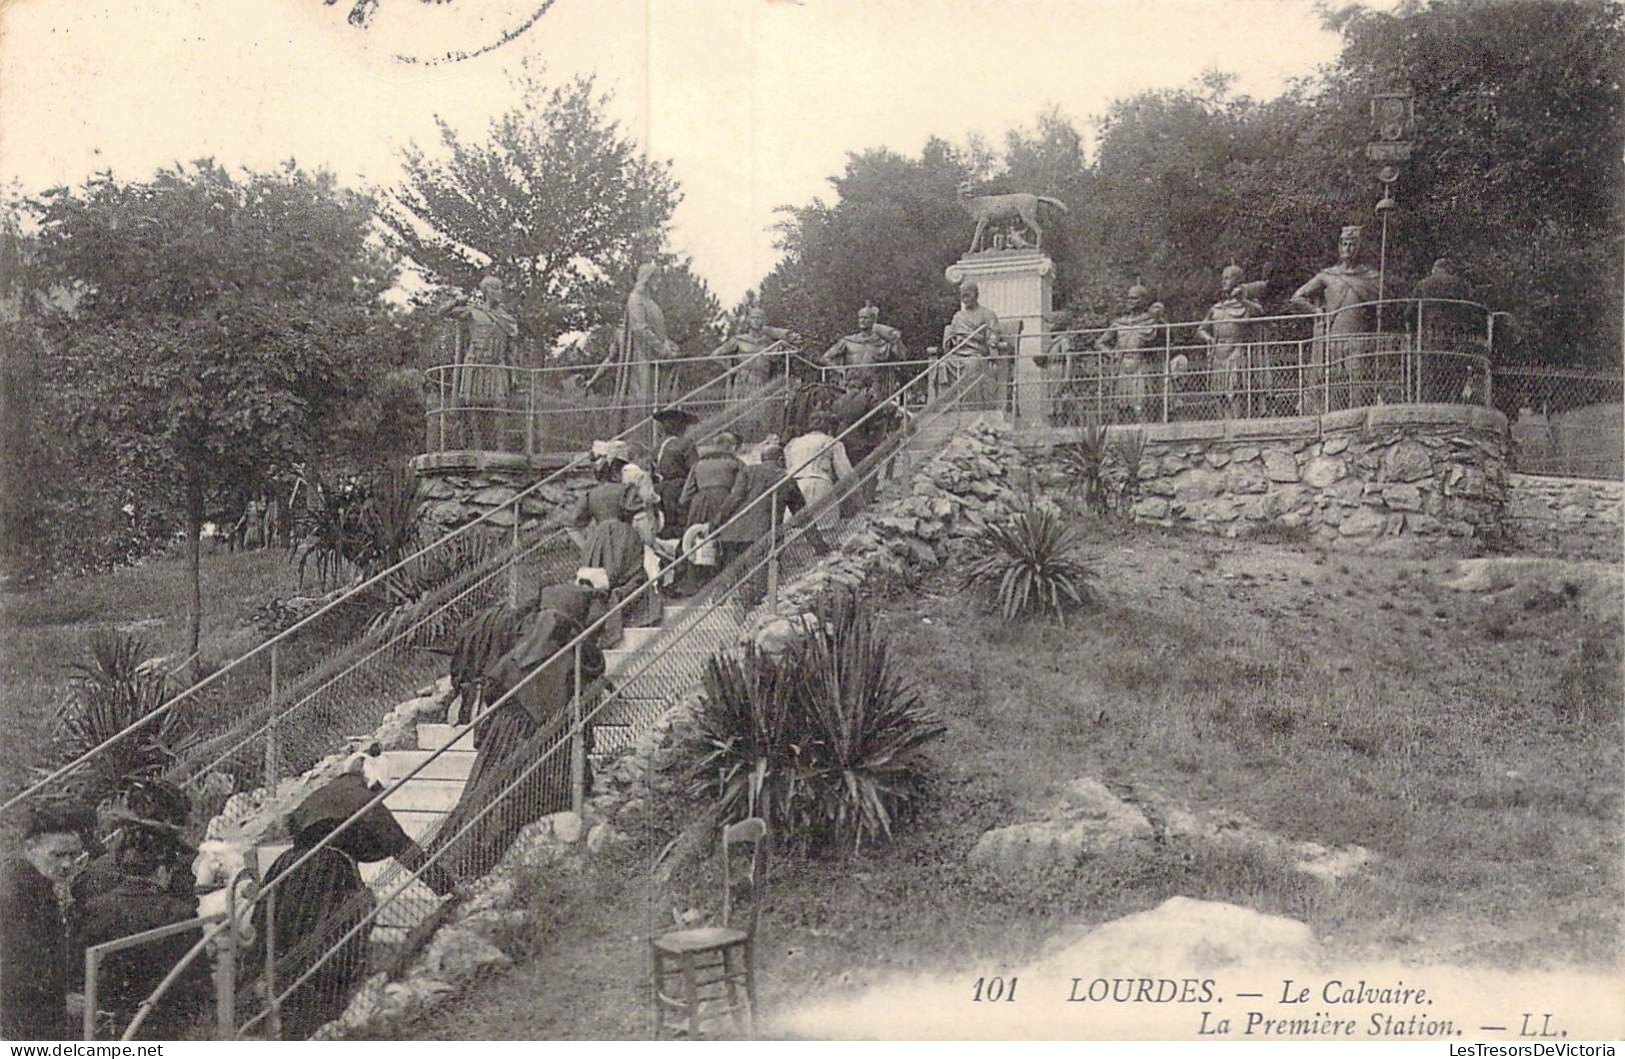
(213, 921, 237, 1040)
(84, 949, 100, 1041)
(265, 887, 281, 1041)
(525, 371, 536, 458)
(264, 642, 279, 789)
(570, 642, 585, 816)
(768, 498, 780, 610)
(438, 369, 446, 453)
(508, 512, 520, 609)
(1162, 330, 1172, 424)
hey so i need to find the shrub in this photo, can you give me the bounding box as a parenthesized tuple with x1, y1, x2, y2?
(1111, 428, 1147, 514)
(51, 630, 194, 808)
(962, 495, 1098, 624)
(1055, 418, 1109, 515)
(679, 594, 945, 858)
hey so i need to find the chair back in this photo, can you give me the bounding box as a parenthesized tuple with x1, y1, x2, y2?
(719, 816, 767, 934)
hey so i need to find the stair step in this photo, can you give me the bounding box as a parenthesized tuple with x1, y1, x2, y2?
(393, 810, 443, 842)
(417, 724, 478, 751)
(620, 625, 663, 650)
(371, 924, 412, 947)
(383, 748, 477, 782)
(383, 778, 467, 814)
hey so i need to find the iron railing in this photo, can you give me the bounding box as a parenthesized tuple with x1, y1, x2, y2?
(125, 337, 985, 1041)
(424, 346, 799, 456)
(1, 347, 792, 823)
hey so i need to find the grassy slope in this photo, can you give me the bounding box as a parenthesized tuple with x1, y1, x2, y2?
(0, 548, 304, 799)
(383, 522, 1623, 1040)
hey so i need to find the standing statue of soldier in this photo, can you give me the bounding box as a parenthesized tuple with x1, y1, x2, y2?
(1094, 283, 1167, 423)
(1291, 225, 1383, 412)
(823, 303, 905, 395)
(712, 306, 800, 389)
(1197, 265, 1266, 419)
(442, 275, 520, 451)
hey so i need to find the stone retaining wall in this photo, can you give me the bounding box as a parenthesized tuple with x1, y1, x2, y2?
(409, 451, 591, 537)
(1022, 404, 1510, 552)
(1506, 473, 1624, 560)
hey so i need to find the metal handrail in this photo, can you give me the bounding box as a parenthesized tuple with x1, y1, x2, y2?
(234, 344, 981, 1038)
(1, 345, 787, 818)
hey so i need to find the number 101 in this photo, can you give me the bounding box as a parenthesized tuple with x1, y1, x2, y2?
(972, 976, 1018, 1002)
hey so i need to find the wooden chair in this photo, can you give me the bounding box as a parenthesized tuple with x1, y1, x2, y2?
(650, 817, 766, 1038)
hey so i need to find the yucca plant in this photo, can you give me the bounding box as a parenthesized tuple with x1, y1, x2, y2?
(1111, 428, 1148, 515)
(287, 467, 366, 589)
(678, 594, 944, 858)
(784, 594, 946, 855)
(50, 630, 194, 808)
(356, 463, 424, 576)
(962, 494, 1098, 624)
(1056, 418, 1110, 515)
(364, 532, 502, 648)
(683, 644, 801, 830)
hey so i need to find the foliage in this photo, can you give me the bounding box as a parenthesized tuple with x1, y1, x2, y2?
(1056, 419, 1110, 515)
(382, 64, 683, 360)
(680, 595, 945, 857)
(364, 532, 502, 648)
(1111, 429, 1147, 515)
(762, 1, 1623, 367)
(357, 464, 424, 575)
(962, 495, 1098, 624)
(23, 160, 395, 656)
(51, 631, 192, 808)
(287, 468, 366, 590)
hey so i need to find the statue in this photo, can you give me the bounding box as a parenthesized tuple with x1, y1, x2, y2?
(442, 275, 519, 450)
(587, 263, 680, 425)
(1413, 257, 1479, 401)
(1291, 225, 1383, 411)
(1094, 283, 1167, 423)
(1196, 265, 1266, 419)
(823, 303, 905, 393)
(937, 281, 1009, 410)
(711, 306, 799, 388)
(955, 182, 1069, 255)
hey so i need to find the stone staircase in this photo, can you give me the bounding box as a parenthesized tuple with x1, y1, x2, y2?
(252, 598, 727, 945)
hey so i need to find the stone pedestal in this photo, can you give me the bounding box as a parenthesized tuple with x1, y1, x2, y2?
(945, 250, 1054, 427)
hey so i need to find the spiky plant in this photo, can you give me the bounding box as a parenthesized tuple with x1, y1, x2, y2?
(1112, 428, 1148, 515)
(364, 532, 503, 648)
(51, 630, 194, 808)
(357, 464, 424, 576)
(962, 494, 1098, 623)
(1056, 417, 1110, 515)
(785, 594, 946, 855)
(678, 595, 944, 858)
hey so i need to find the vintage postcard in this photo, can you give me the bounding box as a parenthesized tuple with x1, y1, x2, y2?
(0, 0, 1620, 1046)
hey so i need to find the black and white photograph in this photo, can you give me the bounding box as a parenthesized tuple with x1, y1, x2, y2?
(0, 0, 1621, 1044)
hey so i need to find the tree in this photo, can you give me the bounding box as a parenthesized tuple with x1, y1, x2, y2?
(381, 67, 681, 361)
(28, 161, 396, 672)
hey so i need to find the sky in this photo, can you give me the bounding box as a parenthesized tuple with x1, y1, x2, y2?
(0, 0, 1359, 307)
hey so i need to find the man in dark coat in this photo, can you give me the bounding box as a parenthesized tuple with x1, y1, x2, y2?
(1, 802, 92, 1039)
(74, 815, 208, 1040)
(651, 407, 699, 531)
(716, 445, 806, 606)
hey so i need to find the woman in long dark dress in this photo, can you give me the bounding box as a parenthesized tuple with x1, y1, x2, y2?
(571, 448, 658, 643)
(256, 772, 413, 1040)
(417, 585, 606, 896)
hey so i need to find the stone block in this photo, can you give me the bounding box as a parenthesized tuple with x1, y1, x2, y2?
(1204, 450, 1232, 468)
(1135, 497, 1171, 520)
(1262, 449, 1300, 482)
(1322, 436, 1350, 455)
(1381, 483, 1423, 511)
(1228, 461, 1269, 495)
(1171, 466, 1226, 501)
(1339, 507, 1388, 538)
(1381, 440, 1433, 483)
(1302, 455, 1346, 489)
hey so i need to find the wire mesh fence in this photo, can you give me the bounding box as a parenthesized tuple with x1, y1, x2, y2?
(0, 349, 794, 826)
(1495, 367, 1623, 479)
(134, 344, 982, 1041)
